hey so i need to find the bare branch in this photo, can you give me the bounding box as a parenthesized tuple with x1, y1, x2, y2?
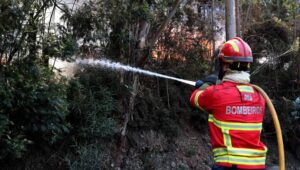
(149, 0, 184, 47)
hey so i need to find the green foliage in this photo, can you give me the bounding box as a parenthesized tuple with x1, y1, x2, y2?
(0, 0, 76, 65)
(66, 1, 103, 41)
(0, 63, 70, 159)
(131, 85, 182, 138)
(0, 0, 77, 161)
(65, 143, 111, 170)
(244, 18, 295, 97)
(246, 19, 291, 53)
(0, 114, 27, 159)
(68, 68, 117, 139)
(130, 1, 152, 22)
(0, 115, 9, 136)
(0, 135, 27, 159)
(42, 29, 78, 62)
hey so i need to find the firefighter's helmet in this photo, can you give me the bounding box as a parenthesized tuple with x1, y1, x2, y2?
(219, 37, 253, 63)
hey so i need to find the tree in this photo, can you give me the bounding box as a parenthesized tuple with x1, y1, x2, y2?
(0, 0, 78, 160)
(225, 0, 236, 40)
(235, 0, 241, 37)
(64, 0, 218, 166)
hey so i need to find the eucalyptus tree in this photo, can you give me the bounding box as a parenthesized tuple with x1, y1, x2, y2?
(64, 0, 219, 166)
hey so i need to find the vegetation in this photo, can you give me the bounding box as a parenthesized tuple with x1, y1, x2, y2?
(0, 0, 299, 169)
(67, 68, 118, 139)
(0, 64, 69, 159)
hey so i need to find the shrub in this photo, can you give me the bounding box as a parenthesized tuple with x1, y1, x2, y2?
(67, 68, 117, 139)
(0, 63, 70, 159)
(65, 143, 111, 170)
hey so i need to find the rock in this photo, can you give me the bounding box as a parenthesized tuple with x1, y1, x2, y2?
(171, 161, 176, 168)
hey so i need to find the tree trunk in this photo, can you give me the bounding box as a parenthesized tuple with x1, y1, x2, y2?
(148, 0, 183, 48)
(277, 0, 280, 17)
(211, 0, 215, 51)
(210, 0, 215, 72)
(225, 0, 236, 40)
(27, 13, 38, 62)
(294, 0, 300, 88)
(166, 80, 170, 109)
(116, 11, 151, 169)
(43, 4, 56, 66)
(235, 0, 241, 37)
(117, 1, 185, 167)
(242, 2, 252, 36)
(298, 39, 300, 86)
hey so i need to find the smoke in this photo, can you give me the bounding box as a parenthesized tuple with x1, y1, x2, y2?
(76, 59, 196, 86)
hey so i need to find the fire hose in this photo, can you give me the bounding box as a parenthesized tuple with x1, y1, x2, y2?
(253, 85, 285, 170)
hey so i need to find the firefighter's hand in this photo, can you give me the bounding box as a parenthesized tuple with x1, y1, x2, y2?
(195, 80, 204, 89)
(204, 74, 218, 85)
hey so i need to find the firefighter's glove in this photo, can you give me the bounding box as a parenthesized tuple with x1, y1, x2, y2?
(204, 74, 218, 85)
(195, 80, 204, 89)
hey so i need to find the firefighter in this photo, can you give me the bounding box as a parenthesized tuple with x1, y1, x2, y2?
(190, 37, 267, 170)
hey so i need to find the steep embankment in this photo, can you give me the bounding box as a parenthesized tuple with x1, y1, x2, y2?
(117, 77, 213, 169)
(4, 69, 300, 170)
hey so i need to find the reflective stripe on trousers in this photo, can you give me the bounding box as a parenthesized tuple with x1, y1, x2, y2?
(214, 155, 266, 165)
(213, 147, 267, 157)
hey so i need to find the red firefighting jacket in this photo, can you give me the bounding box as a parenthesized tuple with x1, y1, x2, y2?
(190, 81, 267, 169)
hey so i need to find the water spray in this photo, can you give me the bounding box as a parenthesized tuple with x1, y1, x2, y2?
(76, 59, 196, 86)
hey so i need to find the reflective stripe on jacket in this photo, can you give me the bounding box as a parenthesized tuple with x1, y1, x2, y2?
(190, 81, 267, 169)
